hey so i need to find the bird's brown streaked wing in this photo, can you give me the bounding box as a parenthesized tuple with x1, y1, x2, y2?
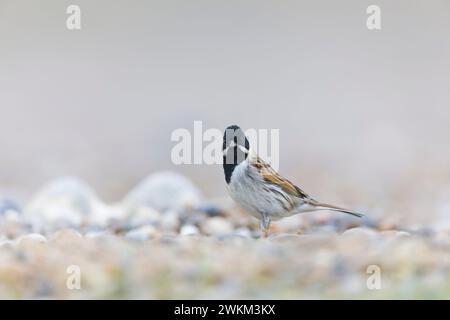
(252, 156, 310, 199)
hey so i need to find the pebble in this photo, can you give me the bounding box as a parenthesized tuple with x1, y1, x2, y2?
(341, 227, 379, 241)
(23, 177, 104, 232)
(380, 230, 412, 241)
(0, 239, 14, 248)
(272, 215, 304, 233)
(1, 209, 22, 222)
(202, 217, 234, 236)
(126, 206, 161, 228)
(48, 229, 83, 244)
(232, 228, 253, 239)
(16, 233, 47, 246)
(180, 211, 208, 226)
(0, 209, 30, 239)
(214, 228, 253, 242)
(89, 204, 124, 229)
(180, 224, 200, 236)
(156, 234, 180, 244)
(268, 233, 302, 242)
(84, 230, 112, 239)
(0, 199, 21, 215)
(160, 210, 180, 232)
(197, 203, 224, 217)
(123, 171, 202, 213)
(125, 225, 159, 241)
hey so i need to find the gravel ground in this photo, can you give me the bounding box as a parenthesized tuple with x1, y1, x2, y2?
(1, 172, 450, 299)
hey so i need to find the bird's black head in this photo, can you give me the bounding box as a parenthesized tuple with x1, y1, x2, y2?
(223, 125, 250, 184)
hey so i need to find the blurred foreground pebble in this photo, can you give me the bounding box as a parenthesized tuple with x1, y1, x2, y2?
(0, 227, 449, 299)
(23, 177, 122, 233)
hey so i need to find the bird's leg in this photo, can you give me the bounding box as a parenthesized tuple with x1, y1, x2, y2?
(260, 213, 271, 238)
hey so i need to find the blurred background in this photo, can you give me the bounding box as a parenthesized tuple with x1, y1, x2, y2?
(1, 0, 450, 226)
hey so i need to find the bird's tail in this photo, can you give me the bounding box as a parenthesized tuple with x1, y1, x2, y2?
(305, 199, 364, 218)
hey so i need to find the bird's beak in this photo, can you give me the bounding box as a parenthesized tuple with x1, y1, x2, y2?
(237, 144, 249, 154)
(223, 141, 236, 154)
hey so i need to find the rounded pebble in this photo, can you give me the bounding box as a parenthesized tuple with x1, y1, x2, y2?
(123, 171, 202, 212)
(180, 224, 200, 236)
(16, 233, 47, 245)
(202, 217, 234, 236)
(125, 225, 159, 241)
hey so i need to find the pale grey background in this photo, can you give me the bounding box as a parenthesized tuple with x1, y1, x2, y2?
(1, 1, 450, 223)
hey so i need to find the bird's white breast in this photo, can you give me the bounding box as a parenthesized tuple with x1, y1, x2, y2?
(226, 159, 289, 220)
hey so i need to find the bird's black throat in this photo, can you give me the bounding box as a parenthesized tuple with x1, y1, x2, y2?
(223, 145, 248, 184)
(222, 125, 250, 184)
(223, 147, 238, 184)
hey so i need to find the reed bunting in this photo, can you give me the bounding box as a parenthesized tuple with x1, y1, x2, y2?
(222, 125, 363, 237)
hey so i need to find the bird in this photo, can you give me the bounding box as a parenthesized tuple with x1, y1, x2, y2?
(222, 125, 364, 237)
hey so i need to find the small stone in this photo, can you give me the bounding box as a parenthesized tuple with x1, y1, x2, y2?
(157, 234, 180, 244)
(84, 230, 112, 239)
(2, 209, 22, 222)
(125, 225, 158, 241)
(123, 171, 202, 212)
(180, 224, 199, 236)
(48, 229, 83, 244)
(24, 177, 105, 232)
(313, 224, 339, 235)
(272, 215, 304, 233)
(202, 217, 233, 236)
(16, 233, 47, 246)
(197, 203, 224, 217)
(160, 211, 180, 232)
(232, 228, 252, 238)
(268, 233, 302, 242)
(89, 204, 124, 228)
(341, 227, 379, 241)
(0, 207, 30, 239)
(127, 206, 161, 228)
(0, 199, 21, 215)
(381, 230, 411, 240)
(395, 231, 412, 239)
(0, 239, 14, 248)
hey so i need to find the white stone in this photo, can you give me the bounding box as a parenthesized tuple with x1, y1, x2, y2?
(160, 210, 180, 231)
(232, 228, 252, 238)
(123, 171, 202, 212)
(16, 233, 47, 245)
(127, 206, 161, 228)
(24, 177, 108, 232)
(48, 229, 83, 243)
(341, 227, 379, 240)
(202, 217, 233, 236)
(0, 239, 14, 248)
(180, 224, 199, 236)
(125, 225, 158, 241)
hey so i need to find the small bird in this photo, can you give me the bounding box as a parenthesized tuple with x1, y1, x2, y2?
(222, 125, 363, 237)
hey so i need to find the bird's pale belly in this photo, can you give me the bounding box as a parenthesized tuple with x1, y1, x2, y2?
(227, 178, 292, 221)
